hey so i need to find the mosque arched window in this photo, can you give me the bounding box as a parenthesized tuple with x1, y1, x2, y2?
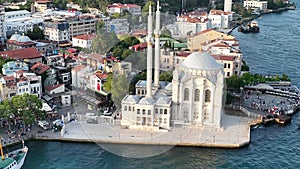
(194, 89, 200, 101)
(184, 88, 189, 101)
(205, 89, 211, 102)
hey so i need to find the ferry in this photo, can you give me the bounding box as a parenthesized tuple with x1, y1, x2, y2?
(238, 20, 260, 33)
(0, 141, 28, 169)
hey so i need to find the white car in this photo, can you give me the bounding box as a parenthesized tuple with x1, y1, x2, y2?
(38, 120, 50, 130)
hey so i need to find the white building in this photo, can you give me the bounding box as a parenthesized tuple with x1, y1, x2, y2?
(224, 0, 232, 12)
(121, 2, 225, 130)
(44, 22, 70, 42)
(0, 5, 6, 42)
(107, 3, 141, 15)
(208, 9, 232, 29)
(107, 18, 130, 35)
(0, 71, 42, 99)
(244, 0, 268, 11)
(172, 52, 224, 128)
(72, 34, 96, 49)
(176, 15, 211, 37)
(5, 10, 43, 34)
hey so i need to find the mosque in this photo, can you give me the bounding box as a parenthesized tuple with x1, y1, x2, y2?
(121, 1, 224, 130)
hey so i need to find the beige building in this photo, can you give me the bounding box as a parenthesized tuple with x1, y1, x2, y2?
(187, 29, 235, 52)
(244, 0, 268, 11)
(0, 5, 6, 42)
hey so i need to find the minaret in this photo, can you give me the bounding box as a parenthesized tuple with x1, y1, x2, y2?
(146, 2, 153, 98)
(154, 0, 161, 87)
(224, 0, 232, 12)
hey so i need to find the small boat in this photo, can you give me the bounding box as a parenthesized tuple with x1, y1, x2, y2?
(238, 20, 260, 33)
(0, 141, 28, 169)
(274, 115, 291, 125)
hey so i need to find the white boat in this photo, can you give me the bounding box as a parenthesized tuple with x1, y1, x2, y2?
(0, 141, 28, 169)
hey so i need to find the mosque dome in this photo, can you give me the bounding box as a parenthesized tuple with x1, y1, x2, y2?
(17, 35, 32, 42)
(9, 33, 21, 41)
(181, 52, 221, 71)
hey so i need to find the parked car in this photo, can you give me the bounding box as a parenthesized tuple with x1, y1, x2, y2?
(38, 120, 50, 130)
(53, 119, 64, 126)
(87, 119, 98, 124)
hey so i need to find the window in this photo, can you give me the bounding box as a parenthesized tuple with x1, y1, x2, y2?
(160, 109, 163, 114)
(228, 64, 231, 68)
(205, 89, 211, 102)
(164, 118, 167, 124)
(155, 108, 158, 114)
(142, 109, 145, 115)
(128, 106, 131, 111)
(204, 109, 209, 120)
(184, 88, 189, 101)
(159, 118, 162, 123)
(133, 106, 135, 111)
(194, 89, 200, 101)
(224, 63, 227, 68)
(148, 110, 151, 115)
(227, 72, 230, 77)
(164, 109, 167, 114)
(124, 106, 127, 111)
(137, 109, 140, 114)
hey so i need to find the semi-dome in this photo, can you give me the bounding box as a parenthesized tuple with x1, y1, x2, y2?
(181, 52, 221, 71)
(9, 33, 21, 41)
(17, 35, 32, 42)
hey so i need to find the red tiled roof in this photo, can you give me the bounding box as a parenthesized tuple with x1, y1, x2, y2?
(176, 52, 191, 57)
(31, 62, 50, 74)
(45, 84, 64, 92)
(132, 42, 148, 51)
(95, 73, 108, 79)
(209, 9, 232, 15)
(7, 40, 36, 46)
(73, 34, 96, 41)
(72, 65, 86, 72)
(211, 55, 236, 61)
(3, 76, 15, 81)
(108, 3, 140, 9)
(0, 48, 42, 60)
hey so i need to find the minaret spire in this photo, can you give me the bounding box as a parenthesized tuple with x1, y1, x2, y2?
(154, 0, 161, 87)
(146, 1, 153, 98)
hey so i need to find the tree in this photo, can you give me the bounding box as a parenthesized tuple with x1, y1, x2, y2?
(11, 94, 45, 133)
(159, 71, 173, 82)
(91, 30, 120, 54)
(111, 74, 130, 107)
(96, 20, 105, 32)
(26, 26, 44, 40)
(161, 29, 172, 37)
(142, 1, 156, 14)
(0, 99, 16, 131)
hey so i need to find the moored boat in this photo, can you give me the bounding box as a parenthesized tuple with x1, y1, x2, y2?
(274, 115, 291, 125)
(0, 141, 28, 169)
(238, 20, 260, 33)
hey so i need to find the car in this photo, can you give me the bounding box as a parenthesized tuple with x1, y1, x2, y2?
(53, 119, 64, 126)
(85, 112, 95, 117)
(38, 120, 50, 130)
(87, 119, 98, 124)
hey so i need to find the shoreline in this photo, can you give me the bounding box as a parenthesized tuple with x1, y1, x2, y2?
(227, 5, 296, 34)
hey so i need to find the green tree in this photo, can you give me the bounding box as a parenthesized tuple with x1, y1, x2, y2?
(142, 1, 156, 14)
(92, 30, 119, 54)
(121, 49, 133, 60)
(161, 29, 172, 37)
(0, 99, 17, 131)
(103, 73, 113, 92)
(26, 26, 44, 40)
(111, 74, 130, 107)
(159, 71, 173, 82)
(11, 94, 44, 133)
(96, 20, 105, 32)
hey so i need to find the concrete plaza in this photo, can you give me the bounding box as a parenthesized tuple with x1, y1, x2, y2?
(61, 114, 254, 148)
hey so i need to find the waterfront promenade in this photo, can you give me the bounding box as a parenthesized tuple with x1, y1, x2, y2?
(31, 114, 254, 148)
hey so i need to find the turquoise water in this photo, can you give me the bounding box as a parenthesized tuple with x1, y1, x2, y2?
(22, 2, 300, 168)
